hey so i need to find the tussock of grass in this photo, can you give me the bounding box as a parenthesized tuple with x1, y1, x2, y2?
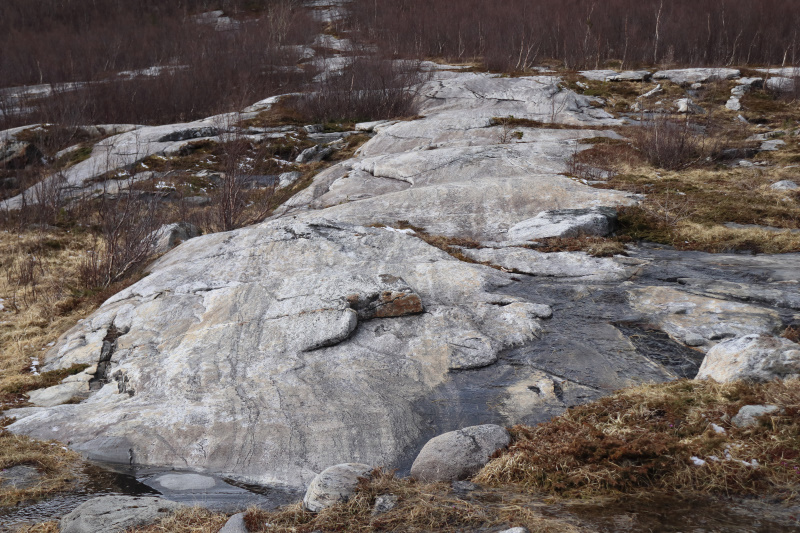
(14, 522, 59, 533)
(243, 470, 582, 533)
(392, 221, 483, 264)
(573, 129, 800, 253)
(126, 507, 229, 533)
(534, 236, 629, 257)
(0, 418, 85, 508)
(476, 379, 800, 499)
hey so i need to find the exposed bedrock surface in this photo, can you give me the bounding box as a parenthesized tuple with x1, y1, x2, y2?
(6, 73, 800, 490)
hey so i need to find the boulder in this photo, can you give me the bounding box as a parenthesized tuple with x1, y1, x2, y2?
(653, 68, 740, 85)
(296, 144, 336, 163)
(760, 140, 786, 152)
(278, 171, 303, 188)
(499, 529, 530, 533)
(303, 463, 373, 512)
(0, 140, 41, 169)
(150, 222, 201, 255)
(628, 287, 783, 352)
(696, 335, 800, 382)
(372, 494, 399, 515)
(766, 77, 796, 93)
(731, 405, 782, 428)
(726, 97, 742, 112)
(410, 424, 510, 482)
(771, 180, 798, 191)
(675, 98, 706, 114)
(507, 207, 617, 240)
(607, 70, 652, 82)
(60, 496, 183, 533)
(218, 513, 248, 533)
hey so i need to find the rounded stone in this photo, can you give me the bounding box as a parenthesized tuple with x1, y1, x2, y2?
(410, 424, 510, 482)
(303, 463, 373, 513)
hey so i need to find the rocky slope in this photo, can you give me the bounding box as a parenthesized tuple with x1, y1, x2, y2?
(5, 71, 800, 491)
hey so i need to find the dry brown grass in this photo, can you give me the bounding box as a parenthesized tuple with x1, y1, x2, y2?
(534, 236, 629, 257)
(125, 507, 229, 533)
(14, 522, 59, 533)
(243, 470, 585, 533)
(0, 418, 85, 508)
(476, 379, 800, 499)
(0, 229, 127, 408)
(574, 128, 800, 253)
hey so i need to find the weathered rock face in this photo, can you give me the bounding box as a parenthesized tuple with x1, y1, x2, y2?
(696, 335, 800, 382)
(410, 425, 510, 482)
(8, 219, 549, 487)
(279, 74, 632, 241)
(60, 496, 183, 533)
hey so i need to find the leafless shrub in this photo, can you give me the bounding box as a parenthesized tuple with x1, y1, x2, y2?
(78, 180, 163, 289)
(0, 1, 316, 130)
(633, 116, 706, 170)
(348, 0, 800, 71)
(292, 56, 428, 124)
(210, 134, 277, 232)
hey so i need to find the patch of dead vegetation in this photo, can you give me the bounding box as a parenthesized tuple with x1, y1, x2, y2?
(476, 379, 800, 499)
(390, 221, 482, 264)
(567, 115, 800, 253)
(0, 418, 86, 509)
(242, 470, 583, 533)
(533, 236, 630, 257)
(125, 507, 229, 533)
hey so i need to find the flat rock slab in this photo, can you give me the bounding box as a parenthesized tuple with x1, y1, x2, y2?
(731, 405, 782, 427)
(0, 465, 43, 490)
(60, 496, 183, 533)
(628, 287, 783, 351)
(652, 68, 740, 85)
(463, 247, 643, 282)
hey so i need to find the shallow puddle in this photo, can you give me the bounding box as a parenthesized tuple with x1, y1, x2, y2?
(0, 462, 300, 530)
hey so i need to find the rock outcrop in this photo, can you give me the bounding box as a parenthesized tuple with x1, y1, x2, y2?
(8, 70, 796, 493)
